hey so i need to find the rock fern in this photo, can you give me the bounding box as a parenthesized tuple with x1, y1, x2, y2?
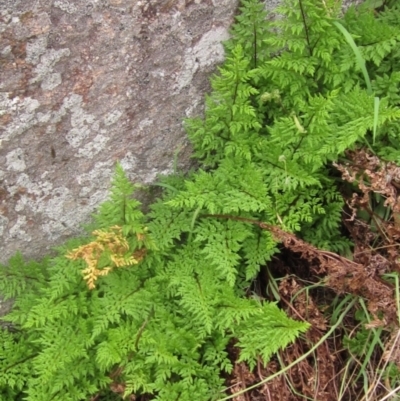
(2, 0, 400, 400)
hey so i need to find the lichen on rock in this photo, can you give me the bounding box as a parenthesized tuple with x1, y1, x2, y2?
(0, 0, 239, 263)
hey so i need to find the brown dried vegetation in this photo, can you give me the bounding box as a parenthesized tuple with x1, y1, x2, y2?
(224, 149, 400, 401)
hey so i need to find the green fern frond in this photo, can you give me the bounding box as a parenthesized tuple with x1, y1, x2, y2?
(236, 302, 310, 370)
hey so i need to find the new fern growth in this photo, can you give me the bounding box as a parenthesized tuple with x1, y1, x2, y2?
(2, 0, 400, 400)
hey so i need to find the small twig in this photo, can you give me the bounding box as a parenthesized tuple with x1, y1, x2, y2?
(367, 329, 400, 399)
(134, 307, 154, 351)
(377, 383, 400, 401)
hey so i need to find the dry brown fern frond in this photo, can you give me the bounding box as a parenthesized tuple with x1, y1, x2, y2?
(67, 226, 145, 289)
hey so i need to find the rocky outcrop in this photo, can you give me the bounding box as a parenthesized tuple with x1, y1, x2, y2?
(0, 0, 240, 263)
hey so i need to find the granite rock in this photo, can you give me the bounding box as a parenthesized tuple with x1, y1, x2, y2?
(0, 0, 238, 263)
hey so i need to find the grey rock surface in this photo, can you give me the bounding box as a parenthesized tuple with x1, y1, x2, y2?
(0, 0, 364, 265)
(0, 0, 238, 263)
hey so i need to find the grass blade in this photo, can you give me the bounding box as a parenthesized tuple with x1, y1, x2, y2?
(333, 21, 372, 95)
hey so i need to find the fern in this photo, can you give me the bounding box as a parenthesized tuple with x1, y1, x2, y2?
(236, 302, 309, 370)
(0, 166, 307, 400)
(2, 0, 400, 399)
(186, 45, 261, 166)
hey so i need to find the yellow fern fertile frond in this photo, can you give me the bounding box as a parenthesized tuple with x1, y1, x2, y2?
(67, 225, 146, 289)
(82, 266, 112, 290)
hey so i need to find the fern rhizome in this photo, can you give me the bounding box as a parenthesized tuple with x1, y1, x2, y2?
(2, 0, 400, 400)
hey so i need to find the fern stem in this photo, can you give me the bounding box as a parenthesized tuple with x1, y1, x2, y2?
(134, 307, 154, 351)
(188, 206, 202, 242)
(291, 111, 317, 157)
(217, 295, 356, 400)
(122, 195, 127, 225)
(3, 353, 38, 372)
(229, 75, 240, 127)
(253, 21, 257, 68)
(298, 0, 312, 57)
(151, 182, 179, 192)
(2, 272, 43, 282)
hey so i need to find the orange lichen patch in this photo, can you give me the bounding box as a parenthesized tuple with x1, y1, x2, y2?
(67, 225, 145, 289)
(0, 113, 12, 126)
(71, 68, 94, 102)
(20, 11, 51, 36)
